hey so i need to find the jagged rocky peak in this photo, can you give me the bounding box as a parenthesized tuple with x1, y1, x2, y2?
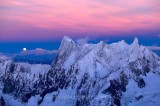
(54, 36, 155, 67)
(54, 36, 77, 66)
(98, 41, 105, 46)
(96, 41, 106, 50)
(132, 37, 139, 47)
(118, 40, 127, 45)
(133, 37, 139, 43)
(63, 36, 74, 42)
(58, 36, 77, 53)
(129, 37, 141, 58)
(59, 36, 76, 50)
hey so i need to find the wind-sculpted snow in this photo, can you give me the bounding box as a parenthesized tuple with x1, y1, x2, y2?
(0, 36, 160, 106)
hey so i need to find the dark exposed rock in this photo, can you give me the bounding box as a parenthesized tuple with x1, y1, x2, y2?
(135, 95, 143, 101)
(76, 100, 80, 106)
(113, 96, 121, 106)
(104, 80, 122, 106)
(0, 96, 5, 106)
(102, 72, 129, 106)
(37, 67, 73, 105)
(22, 93, 32, 102)
(92, 81, 96, 88)
(9, 63, 15, 73)
(52, 95, 57, 102)
(143, 65, 150, 73)
(3, 79, 15, 94)
(38, 86, 59, 105)
(136, 78, 145, 88)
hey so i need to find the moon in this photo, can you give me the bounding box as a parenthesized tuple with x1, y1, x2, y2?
(23, 48, 27, 51)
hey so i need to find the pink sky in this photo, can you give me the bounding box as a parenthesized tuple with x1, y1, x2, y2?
(0, 0, 160, 41)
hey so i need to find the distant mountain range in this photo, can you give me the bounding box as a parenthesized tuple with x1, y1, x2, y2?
(0, 36, 160, 106)
(0, 48, 57, 64)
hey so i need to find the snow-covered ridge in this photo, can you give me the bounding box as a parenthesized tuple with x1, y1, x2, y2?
(0, 55, 51, 105)
(50, 36, 160, 106)
(0, 36, 160, 106)
(56, 36, 159, 71)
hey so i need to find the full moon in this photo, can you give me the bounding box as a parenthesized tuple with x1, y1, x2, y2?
(23, 48, 27, 51)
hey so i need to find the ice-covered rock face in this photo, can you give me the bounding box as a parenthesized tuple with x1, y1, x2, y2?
(54, 36, 159, 76)
(0, 57, 51, 103)
(0, 36, 160, 106)
(47, 36, 160, 106)
(53, 36, 77, 67)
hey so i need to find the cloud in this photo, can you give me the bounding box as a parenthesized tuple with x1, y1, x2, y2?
(0, 53, 11, 60)
(19, 48, 57, 56)
(0, 0, 160, 41)
(147, 46, 160, 51)
(9, 48, 58, 64)
(76, 37, 90, 46)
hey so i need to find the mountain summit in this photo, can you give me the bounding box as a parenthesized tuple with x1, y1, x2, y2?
(0, 37, 160, 106)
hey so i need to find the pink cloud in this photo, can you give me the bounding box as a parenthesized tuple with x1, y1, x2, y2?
(0, 0, 160, 41)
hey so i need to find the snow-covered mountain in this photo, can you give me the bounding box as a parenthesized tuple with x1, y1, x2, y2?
(0, 36, 160, 106)
(0, 55, 51, 105)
